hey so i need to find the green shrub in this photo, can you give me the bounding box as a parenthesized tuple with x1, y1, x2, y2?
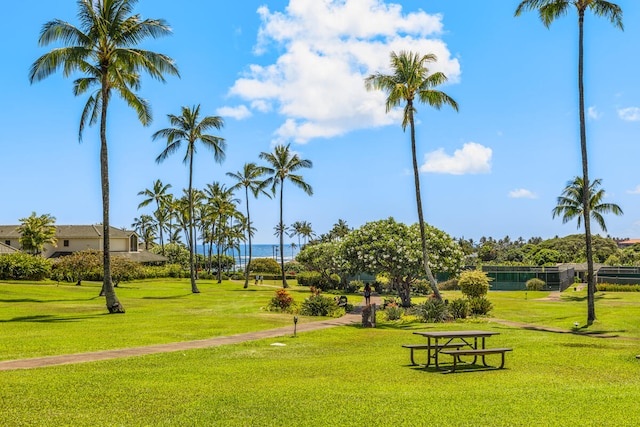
(300, 295, 341, 317)
(438, 278, 459, 291)
(350, 279, 364, 291)
(468, 296, 493, 316)
(526, 278, 546, 291)
(295, 271, 338, 291)
(110, 256, 144, 286)
(382, 296, 400, 309)
(296, 271, 322, 287)
(344, 280, 360, 293)
(249, 258, 281, 274)
(458, 270, 492, 298)
(412, 279, 432, 295)
(267, 289, 295, 312)
(415, 299, 449, 323)
(0, 253, 51, 280)
(385, 304, 404, 321)
(448, 298, 469, 319)
(597, 283, 640, 292)
(50, 250, 101, 282)
(284, 261, 305, 274)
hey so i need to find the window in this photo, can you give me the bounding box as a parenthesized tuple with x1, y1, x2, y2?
(4, 240, 9, 246)
(130, 235, 138, 252)
(63, 240, 70, 247)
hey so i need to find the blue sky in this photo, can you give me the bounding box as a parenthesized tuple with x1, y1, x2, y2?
(1, 0, 639, 244)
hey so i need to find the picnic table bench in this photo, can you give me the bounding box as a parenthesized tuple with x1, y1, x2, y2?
(440, 347, 513, 373)
(402, 343, 465, 366)
(408, 330, 512, 372)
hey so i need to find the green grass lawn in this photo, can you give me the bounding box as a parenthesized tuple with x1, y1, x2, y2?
(1, 280, 640, 426)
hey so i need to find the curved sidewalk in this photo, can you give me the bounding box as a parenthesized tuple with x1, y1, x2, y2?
(0, 296, 380, 372)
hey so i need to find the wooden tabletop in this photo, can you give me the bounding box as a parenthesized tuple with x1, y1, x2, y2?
(413, 330, 499, 338)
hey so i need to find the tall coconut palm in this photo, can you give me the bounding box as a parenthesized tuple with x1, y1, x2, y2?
(29, 0, 179, 313)
(137, 179, 172, 254)
(365, 50, 458, 301)
(131, 214, 155, 250)
(289, 221, 305, 249)
(206, 184, 240, 283)
(260, 144, 313, 288)
(553, 177, 623, 232)
(299, 221, 315, 245)
(227, 163, 271, 288)
(153, 105, 225, 293)
(515, 0, 623, 324)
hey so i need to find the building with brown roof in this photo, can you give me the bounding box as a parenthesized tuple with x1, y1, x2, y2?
(0, 225, 166, 263)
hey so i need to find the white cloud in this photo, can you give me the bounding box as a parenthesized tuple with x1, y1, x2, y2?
(228, 0, 460, 143)
(588, 106, 602, 120)
(509, 189, 538, 199)
(627, 185, 640, 195)
(420, 142, 492, 175)
(618, 107, 640, 121)
(216, 105, 252, 120)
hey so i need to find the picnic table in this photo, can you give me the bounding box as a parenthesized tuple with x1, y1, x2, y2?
(407, 330, 511, 372)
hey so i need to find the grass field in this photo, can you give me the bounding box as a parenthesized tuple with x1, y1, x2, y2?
(1, 280, 639, 426)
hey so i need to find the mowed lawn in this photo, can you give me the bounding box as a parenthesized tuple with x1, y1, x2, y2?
(1, 280, 640, 426)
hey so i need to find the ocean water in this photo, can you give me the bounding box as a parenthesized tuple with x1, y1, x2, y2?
(196, 243, 300, 268)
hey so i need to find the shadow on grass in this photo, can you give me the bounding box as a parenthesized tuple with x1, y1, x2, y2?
(0, 297, 100, 304)
(142, 293, 192, 300)
(1, 314, 101, 323)
(562, 294, 606, 302)
(409, 363, 508, 374)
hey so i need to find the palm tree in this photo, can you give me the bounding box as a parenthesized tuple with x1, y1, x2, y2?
(329, 219, 351, 241)
(260, 144, 313, 288)
(289, 221, 305, 249)
(299, 221, 315, 245)
(17, 212, 57, 256)
(30, 0, 179, 313)
(131, 214, 155, 250)
(153, 105, 225, 293)
(227, 163, 271, 288)
(553, 177, 623, 232)
(365, 50, 458, 301)
(137, 179, 172, 254)
(515, 0, 623, 324)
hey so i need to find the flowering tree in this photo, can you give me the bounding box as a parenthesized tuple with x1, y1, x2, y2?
(340, 218, 463, 306)
(296, 241, 351, 286)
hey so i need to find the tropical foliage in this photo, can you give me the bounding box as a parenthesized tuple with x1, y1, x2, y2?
(552, 176, 623, 232)
(339, 217, 463, 307)
(17, 212, 57, 256)
(153, 105, 226, 293)
(365, 50, 458, 301)
(515, 0, 624, 325)
(260, 144, 313, 288)
(30, 0, 179, 313)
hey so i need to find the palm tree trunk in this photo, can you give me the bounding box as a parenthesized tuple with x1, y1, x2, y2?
(244, 187, 251, 288)
(99, 83, 124, 313)
(279, 179, 288, 288)
(409, 105, 443, 301)
(578, 11, 596, 324)
(156, 200, 165, 255)
(188, 155, 199, 293)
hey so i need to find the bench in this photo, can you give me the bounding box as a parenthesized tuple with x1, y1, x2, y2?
(439, 348, 513, 373)
(402, 343, 465, 366)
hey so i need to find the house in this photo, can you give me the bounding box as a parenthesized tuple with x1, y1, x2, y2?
(0, 224, 166, 263)
(617, 239, 640, 249)
(0, 241, 18, 255)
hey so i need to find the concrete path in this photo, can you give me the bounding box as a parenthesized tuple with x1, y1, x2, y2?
(0, 296, 381, 372)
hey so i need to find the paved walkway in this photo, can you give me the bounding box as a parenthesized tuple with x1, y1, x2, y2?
(0, 296, 381, 372)
(2, 294, 636, 372)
